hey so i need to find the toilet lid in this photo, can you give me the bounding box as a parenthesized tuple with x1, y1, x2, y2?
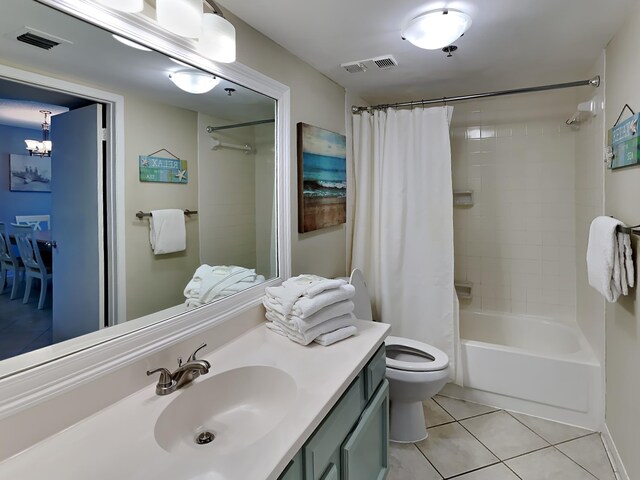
(385, 336, 449, 372)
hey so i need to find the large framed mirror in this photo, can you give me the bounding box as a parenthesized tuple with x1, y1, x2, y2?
(0, 0, 290, 414)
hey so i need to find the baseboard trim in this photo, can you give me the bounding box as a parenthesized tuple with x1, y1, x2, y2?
(602, 423, 630, 480)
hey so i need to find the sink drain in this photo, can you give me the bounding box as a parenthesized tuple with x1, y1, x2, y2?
(195, 431, 215, 445)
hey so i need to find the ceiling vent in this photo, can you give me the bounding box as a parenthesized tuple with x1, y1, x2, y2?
(370, 55, 398, 69)
(341, 55, 398, 73)
(341, 61, 367, 74)
(13, 27, 72, 50)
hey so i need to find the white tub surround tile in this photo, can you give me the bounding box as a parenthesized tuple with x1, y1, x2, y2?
(556, 434, 616, 480)
(509, 411, 592, 444)
(433, 395, 498, 420)
(460, 411, 549, 460)
(417, 422, 499, 478)
(388, 443, 442, 480)
(506, 447, 598, 480)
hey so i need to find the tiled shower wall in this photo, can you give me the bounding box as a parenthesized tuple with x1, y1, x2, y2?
(452, 92, 578, 320)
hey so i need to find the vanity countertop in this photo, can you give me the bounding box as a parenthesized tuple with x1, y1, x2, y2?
(0, 319, 390, 480)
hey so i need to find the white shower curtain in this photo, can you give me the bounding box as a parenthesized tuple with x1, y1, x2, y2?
(351, 106, 460, 382)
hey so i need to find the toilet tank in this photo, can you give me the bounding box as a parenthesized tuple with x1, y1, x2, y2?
(349, 269, 374, 321)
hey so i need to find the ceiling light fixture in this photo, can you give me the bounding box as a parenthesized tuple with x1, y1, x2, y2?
(169, 70, 220, 94)
(25, 110, 52, 157)
(156, 0, 203, 38)
(402, 9, 471, 50)
(198, 10, 236, 63)
(94, 0, 143, 13)
(112, 34, 152, 51)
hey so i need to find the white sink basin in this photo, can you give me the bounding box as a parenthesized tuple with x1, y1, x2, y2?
(154, 365, 297, 456)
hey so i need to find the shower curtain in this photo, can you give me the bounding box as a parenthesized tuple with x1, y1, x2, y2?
(351, 106, 460, 382)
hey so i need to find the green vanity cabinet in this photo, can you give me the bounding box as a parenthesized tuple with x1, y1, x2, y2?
(279, 345, 389, 480)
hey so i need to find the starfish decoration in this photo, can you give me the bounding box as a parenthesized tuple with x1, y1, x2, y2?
(175, 169, 187, 182)
(141, 158, 149, 167)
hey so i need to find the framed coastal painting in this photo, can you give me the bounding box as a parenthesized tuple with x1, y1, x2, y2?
(9, 154, 51, 192)
(297, 123, 347, 233)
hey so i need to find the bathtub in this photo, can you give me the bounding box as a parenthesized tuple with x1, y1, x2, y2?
(442, 311, 602, 429)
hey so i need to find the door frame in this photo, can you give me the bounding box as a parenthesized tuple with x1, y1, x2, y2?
(0, 64, 126, 328)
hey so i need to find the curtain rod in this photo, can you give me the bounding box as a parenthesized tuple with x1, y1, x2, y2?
(352, 76, 601, 114)
(206, 119, 275, 133)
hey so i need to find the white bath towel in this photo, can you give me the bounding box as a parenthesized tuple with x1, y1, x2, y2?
(265, 312, 356, 345)
(149, 209, 186, 255)
(263, 299, 354, 333)
(264, 284, 355, 319)
(586, 216, 632, 302)
(265, 276, 346, 316)
(314, 326, 358, 346)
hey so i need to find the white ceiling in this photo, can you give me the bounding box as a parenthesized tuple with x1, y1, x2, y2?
(218, 0, 638, 105)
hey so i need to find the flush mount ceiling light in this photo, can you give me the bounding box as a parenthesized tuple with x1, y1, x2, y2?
(197, 11, 236, 63)
(169, 70, 220, 94)
(402, 9, 471, 50)
(94, 0, 143, 13)
(157, 0, 203, 38)
(25, 110, 52, 157)
(112, 34, 152, 51)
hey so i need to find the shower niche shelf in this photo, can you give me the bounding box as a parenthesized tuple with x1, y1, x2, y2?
(455, 281, 473, 300)
(453, 190, 474, 207)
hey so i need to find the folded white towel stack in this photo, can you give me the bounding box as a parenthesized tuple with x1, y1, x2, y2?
(586, 216, 635, 302)
(149, 209, 186, 255)
(263, 274, 357, 346)
(184, 265, 265, 308)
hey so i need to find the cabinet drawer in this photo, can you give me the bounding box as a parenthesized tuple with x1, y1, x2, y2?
(304, 375, 364, 480)
(342, 379, 389, 480)
(365, 345, 386, 401)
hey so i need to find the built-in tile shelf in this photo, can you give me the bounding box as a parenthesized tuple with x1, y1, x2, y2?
(455, 281, 473, 300)
(453, 191, 474, 207)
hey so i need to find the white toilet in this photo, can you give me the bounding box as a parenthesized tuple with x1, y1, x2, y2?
(349, 269, 450, 443)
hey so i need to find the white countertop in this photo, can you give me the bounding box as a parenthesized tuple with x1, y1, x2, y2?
(0, 320, 390, 480)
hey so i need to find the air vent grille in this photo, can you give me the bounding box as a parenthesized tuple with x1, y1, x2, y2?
(341, 55, 398, 73)
(17, 32, 60, 50)
(373, 57, 397, 69)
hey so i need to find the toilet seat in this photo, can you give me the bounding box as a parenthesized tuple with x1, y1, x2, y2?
(385, 336, 449, 372)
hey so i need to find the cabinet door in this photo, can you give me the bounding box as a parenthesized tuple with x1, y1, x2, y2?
(279, 450, 304, 480)
(341, 379, 389, 480)
(320, 463, 338, 480)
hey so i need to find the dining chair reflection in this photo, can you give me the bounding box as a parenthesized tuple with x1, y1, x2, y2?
(0, 222, 23, 299)
(12, 224, 52, 309)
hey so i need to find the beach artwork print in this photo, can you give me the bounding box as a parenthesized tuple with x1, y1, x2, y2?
(10, 154, 51, 192)
(297, 123, 347, 233)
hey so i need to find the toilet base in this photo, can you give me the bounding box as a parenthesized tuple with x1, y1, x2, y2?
(389, 400, 428, 443)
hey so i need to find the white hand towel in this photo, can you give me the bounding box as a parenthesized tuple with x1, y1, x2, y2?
(617, 233, 629, 296)
(265, 312, 355, 345)
(622, 232, 635, 288)
(149, 209, 186, 255)
(587, 216, 626, 302)
(314, 326, 358, 346)
(263, 299, 354, 333)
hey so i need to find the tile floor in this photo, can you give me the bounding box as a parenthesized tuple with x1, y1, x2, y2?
(0, 283, 53, 360)
(388, 395, 616, 480)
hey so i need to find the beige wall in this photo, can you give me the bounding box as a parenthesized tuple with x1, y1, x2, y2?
(230, 12, 348, 278)
(124, 95, 200, 320)
(604, 4, 640, 478)
(574, 54, 606, 364)
(197, 113, 257, 271)
(451, 93, 578, 319)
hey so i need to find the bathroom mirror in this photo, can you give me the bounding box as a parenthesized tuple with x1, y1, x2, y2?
(0, 0, 289, 386)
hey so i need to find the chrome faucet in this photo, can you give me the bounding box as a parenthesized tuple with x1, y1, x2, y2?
(147, 343, 211, 395)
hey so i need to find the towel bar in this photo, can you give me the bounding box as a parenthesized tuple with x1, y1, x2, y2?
(136, 209, 198, 219)
(616, 224, 640, 236)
